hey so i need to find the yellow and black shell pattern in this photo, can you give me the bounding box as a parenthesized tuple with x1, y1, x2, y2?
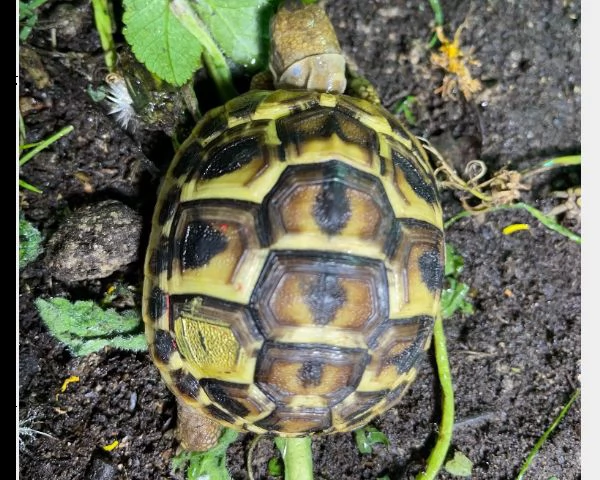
(143, 89, 445, 436)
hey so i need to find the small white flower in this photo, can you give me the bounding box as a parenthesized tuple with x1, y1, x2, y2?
(105, 73, 137, 130)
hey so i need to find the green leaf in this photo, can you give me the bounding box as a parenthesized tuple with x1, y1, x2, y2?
(444, 244, 465, 277)
(354, 426, 390, 455)
(441, 244, 474, 319)
(392, 96, 418, 125)
(122, 0, 275, 87)
(191, 0, 275, 68)
(123, 0, 204, 86)
(35, 298, 146, 356)
(171, 428, 238, 480)
(19, 214, 43, 268)
(267, 457, 283, 477)
(444, 451, 473, 477)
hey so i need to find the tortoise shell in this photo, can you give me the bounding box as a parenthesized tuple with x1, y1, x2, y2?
(142, 89, 444, 437)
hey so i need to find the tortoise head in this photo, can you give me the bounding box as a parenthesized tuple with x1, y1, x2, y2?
(269, 1, 347, 94)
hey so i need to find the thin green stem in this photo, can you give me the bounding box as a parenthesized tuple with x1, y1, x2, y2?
(169, 0, 237, 102)
(521, 154, 581, 180)
(91, 0, 116, 71)
(415, 314, 455, 480)
(444, 203, 581, 244)
(428, 0, 444, 25)
(275, 437, 314, 480)
(515, 202, 581, 243)
(443, 210, 474, 229)
(19, 179, 43, 194)
(19, 125, 74, 166)
(515, 388, 580, 480)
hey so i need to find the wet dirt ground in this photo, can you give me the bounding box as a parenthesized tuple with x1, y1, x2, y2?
(18, 1, 581, 479)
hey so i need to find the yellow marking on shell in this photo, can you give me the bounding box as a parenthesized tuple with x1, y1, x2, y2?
(285, 134, 375, 169)
(385, 175, 441, 227)
(162, 251, 268, 306)
(285, 395, 328, 409)
(357, 362, 417, 393)
(251, 91, 317, 121)
(174, 314, 241, 377)
(319, 93, 338, 108)
(272, 326, 366, 350)
(181, 160, 287, 204)
(385, 269, 406, 320)
(270, 234, 386, 260)
(387, 245, 441, 319)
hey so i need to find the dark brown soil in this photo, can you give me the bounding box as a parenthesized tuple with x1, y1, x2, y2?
(18, 1, 581, 479)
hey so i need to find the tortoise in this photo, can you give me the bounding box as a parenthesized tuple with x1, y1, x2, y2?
(142, 1, 444, 451)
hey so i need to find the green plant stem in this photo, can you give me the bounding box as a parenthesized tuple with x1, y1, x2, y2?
(415, 314, 455, 480)
(275, 437, 314, 480)
(521, 154, 581, 179)
(91, 0, 116, 71)
(19, 179, 43, 193)
(169, 0, 237, 102)
(515, 388, 580, 480)
(427, 0, 444, 47)
(444, 203, 581, 244)
(19, 125, 74, 166)
(428, 0, 444, 25)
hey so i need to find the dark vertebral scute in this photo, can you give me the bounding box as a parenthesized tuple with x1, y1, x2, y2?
(265, 161, 395, 244)
(256, 342, 367, 404)
(252, 251, 388, 337)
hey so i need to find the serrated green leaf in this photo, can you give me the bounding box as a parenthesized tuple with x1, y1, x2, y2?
(444, 451, 473, 477)
(19, 214, 43, 268)
(35, 298, 146, 356)
(123, 0, 203, 86)
(191, 0, 275, 68)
